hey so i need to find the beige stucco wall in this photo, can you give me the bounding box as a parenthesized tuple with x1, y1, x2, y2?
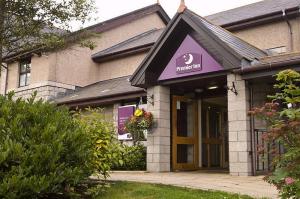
(233, 17, 300, 52)
(52, 13, 165, 87)
(95, 52, 147, 81)
(5, 13, 166, 91)
(7, 62, 19, 91)
(6, 54, 53, 91)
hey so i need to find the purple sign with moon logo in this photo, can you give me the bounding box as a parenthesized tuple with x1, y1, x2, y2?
(158, 35, 223, 81)
(176, 53, 202, 74)
(118, 106, 135, 136)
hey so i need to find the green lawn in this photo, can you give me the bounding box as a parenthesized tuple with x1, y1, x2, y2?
(99, 182, 253, 199)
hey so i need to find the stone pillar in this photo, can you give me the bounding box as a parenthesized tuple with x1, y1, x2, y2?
(113, 103, 121, 128)
(227, 74, 252, 176)
(146, 86, 171, 172)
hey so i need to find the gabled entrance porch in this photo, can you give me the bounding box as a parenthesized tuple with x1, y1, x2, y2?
(130, 6, 267, 176)
(170, 77, 229, 172)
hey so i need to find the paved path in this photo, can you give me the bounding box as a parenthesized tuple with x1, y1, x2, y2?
(108, 171, 278, 199)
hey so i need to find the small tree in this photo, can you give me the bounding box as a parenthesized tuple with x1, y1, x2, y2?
(250, 69, 300, 199)
(0, 0, 96, 68)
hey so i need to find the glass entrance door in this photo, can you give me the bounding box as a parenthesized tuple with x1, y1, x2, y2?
(172, 96, 199, 171)
(201, 103, 228, 168)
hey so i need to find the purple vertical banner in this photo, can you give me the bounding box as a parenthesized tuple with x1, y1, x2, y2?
(118, 105, 135, 140)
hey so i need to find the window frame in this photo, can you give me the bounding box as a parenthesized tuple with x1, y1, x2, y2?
(19, 58, 31, 87)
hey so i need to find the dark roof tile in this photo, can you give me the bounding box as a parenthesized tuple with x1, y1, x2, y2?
(92, 28, 164, 61)
(55, 76, 144, 104)
(186, 10, 267, 61)
(205, 0, 300, 26)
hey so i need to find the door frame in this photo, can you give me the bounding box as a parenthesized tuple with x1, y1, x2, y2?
(201, 102, 228, 169)
(172, 95, 199, 171)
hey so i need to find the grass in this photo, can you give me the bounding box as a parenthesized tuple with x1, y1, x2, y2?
(99, 181, 254, 199)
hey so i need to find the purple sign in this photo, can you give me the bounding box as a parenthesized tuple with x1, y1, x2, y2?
(176, 53, 202, 74)
(118, 106, 135, 135)
(158, 35, 223, 81)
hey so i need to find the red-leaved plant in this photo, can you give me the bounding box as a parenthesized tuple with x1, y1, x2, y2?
(249, 69, 300, 199)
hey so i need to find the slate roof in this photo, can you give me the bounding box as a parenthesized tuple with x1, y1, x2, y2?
(55, 76, 144, 104)
(71, 4, 169, 35)
(130, 8, 268, 87)
(205, 0, 300, 26)
(186, 9, 267, 61)
(3, 3, 170, 61)
(92, 28, 164, 61)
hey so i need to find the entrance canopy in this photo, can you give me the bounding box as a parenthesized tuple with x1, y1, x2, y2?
(130, 8, 266, 88)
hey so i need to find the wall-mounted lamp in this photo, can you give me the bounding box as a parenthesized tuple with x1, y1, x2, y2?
(147, 94, 154, 106)
(227, 82, 238, 95)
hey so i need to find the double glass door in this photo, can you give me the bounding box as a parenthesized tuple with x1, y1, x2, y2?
(172, 96, 228, 171)
(172, 96, 199, 171)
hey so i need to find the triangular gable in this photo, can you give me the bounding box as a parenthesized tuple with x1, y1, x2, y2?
(130, 8, 266, 88)
(158, 35, 223, 81)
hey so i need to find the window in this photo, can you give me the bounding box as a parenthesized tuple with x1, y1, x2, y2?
(19, 59, 31, 87)
(266, 46, 287, 55)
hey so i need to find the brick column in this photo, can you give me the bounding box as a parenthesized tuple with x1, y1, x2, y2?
(227, 74, 252, 176)
(146, 86, 171, 172)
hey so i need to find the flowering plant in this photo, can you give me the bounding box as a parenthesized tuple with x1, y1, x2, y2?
(249, 70, 300, 199)
(124, 108, 153, 144)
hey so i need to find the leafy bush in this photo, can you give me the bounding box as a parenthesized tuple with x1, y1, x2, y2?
(74, 108, 122, 178)
(112, 144, 146, 171)
(249, 70, 300, 199)
(0, 93, 94, 198)
(0, 94, 122, 198)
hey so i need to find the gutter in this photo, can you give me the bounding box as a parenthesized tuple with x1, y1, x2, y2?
(282, 9, 293, 51)
(4, 64, 8, 95)
(249, 83, 255, 176)
(56, 90, 146, 107)
(223, 6, 300, 31)
(92, 43, 154, 63)
(234, 56, 300, 74)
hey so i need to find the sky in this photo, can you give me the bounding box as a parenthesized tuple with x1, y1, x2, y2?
(74, 0, 262, 30)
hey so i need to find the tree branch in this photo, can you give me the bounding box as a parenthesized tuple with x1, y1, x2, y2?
(1, 63, 7, 69)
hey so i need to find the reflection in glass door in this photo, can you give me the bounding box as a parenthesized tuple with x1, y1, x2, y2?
(172, 96, 199, 171)
(201, 103, 228, 169)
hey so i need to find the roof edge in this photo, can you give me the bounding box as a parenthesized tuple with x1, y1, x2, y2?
(235, 54, 300, 74)
(56, 90, 146, 106)
(3, 3, 170, 62)
(220, 6, 300, 31)
(71, 3, 170, 35)
(92, 43, 153, 63)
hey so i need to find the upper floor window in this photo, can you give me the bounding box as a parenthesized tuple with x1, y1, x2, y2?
(266, 46, 287, 55)
(19, 59, 31, 87)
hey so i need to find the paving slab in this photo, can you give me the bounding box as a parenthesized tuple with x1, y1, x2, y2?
(106, 171, 279, 199)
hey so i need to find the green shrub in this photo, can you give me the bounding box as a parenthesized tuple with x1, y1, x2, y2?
(112, 144, 146, 171)
(250, 70, 300, 199)
(74, 108, 122, 179)
(0, 93, 94, 198)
